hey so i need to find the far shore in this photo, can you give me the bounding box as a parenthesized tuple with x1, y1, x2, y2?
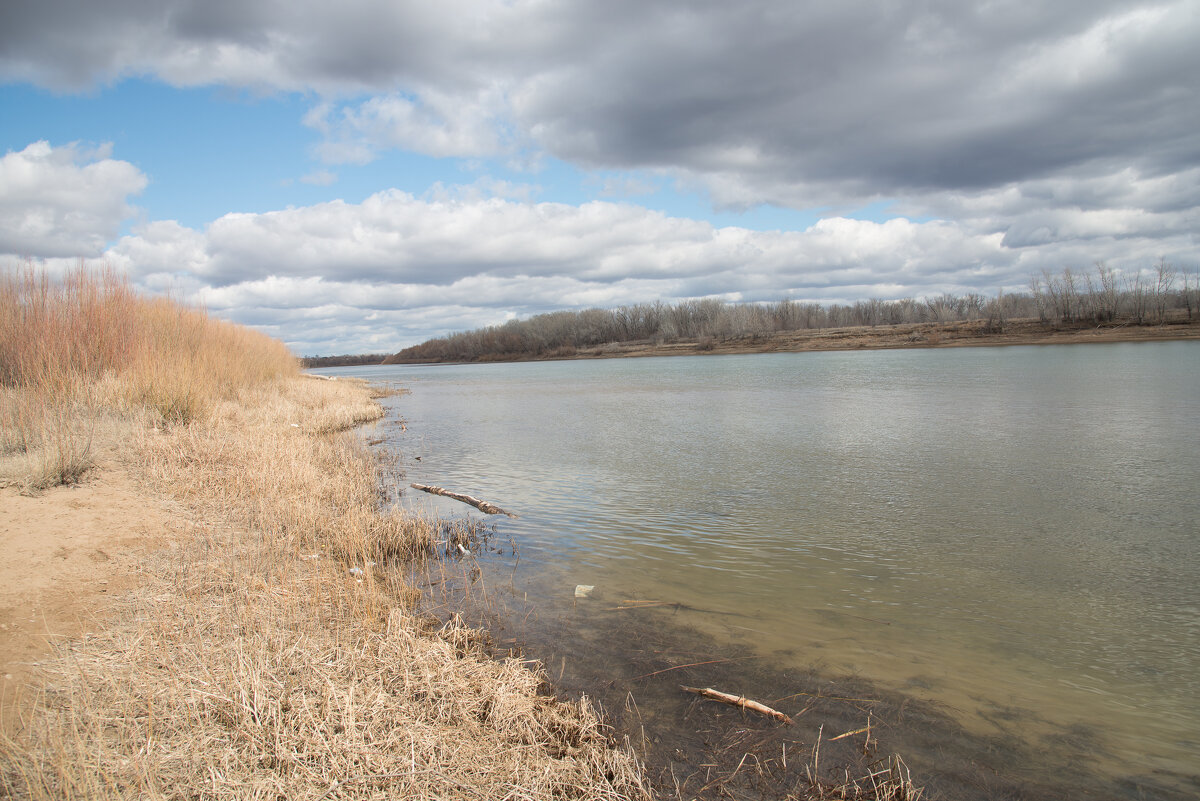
(377, 315, 1200, 366)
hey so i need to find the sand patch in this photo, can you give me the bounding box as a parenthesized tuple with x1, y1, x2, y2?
(0, 466, 167, 710)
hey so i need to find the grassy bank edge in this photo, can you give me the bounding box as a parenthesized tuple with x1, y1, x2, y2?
(1, 382, 652, 801)
(0, 267, 650, 799)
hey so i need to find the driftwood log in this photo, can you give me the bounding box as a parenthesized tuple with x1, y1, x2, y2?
(409, 483, 518, 518)
(680, 686, 793, 724)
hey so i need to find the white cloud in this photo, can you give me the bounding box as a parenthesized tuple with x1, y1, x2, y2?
(67, 188, 1189, 354)
(0, 141, 146, 257)
(307, 86, 511, 163)
(299, 169, 338, 186)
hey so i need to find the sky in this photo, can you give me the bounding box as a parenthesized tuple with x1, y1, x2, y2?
(2, 1, 1198, 356)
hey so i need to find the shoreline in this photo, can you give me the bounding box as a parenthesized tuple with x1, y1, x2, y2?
(367, 343, 1200, 801)
(384, 316, 1200, 365)
(3, 368, 930, 800)
(6, 263, 1193, 798)
(2, 373, 650, 799)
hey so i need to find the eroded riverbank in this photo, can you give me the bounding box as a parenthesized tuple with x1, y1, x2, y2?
(384, 316, 1200, 365)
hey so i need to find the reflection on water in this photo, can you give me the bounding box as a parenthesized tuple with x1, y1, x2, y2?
(322, 342, 1200, 797)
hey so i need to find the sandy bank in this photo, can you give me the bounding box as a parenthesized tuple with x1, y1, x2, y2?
(0, 468, 167, 710)
(1, 376, 649, 799)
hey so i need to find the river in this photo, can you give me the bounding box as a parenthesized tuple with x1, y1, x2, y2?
(318, 341, 1199, 799)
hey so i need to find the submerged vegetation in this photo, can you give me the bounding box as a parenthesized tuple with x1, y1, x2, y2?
(386, 261, 1199, 363)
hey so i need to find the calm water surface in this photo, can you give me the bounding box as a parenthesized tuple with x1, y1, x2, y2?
(322, 342, 1199, 795)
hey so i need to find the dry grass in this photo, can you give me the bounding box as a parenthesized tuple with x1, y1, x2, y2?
(0, 265, 649, 800)
(1, 263, 296, 491)
(1, 517, 645, 799)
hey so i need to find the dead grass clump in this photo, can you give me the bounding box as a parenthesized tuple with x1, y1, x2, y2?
(0, 388, 97, 492)
(138, 383, 433, 565)
(1, 528, 647, 800)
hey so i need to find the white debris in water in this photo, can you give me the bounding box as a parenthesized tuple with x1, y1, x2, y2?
(574, 584, 594, 598)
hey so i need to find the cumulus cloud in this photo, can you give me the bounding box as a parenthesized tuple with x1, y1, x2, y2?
(77, 189, 1186, 353)
(0, 141, 147, 258)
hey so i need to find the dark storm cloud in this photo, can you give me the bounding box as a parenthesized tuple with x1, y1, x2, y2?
(516, 0, 1200, 203)
(0, 0, 484, 91)
(5, 1, 1198, 208)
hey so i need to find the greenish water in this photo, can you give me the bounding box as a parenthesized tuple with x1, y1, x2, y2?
(322, 342, 1200, 798)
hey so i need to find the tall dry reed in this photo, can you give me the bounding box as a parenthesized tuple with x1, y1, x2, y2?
(0, 263, 297, 490)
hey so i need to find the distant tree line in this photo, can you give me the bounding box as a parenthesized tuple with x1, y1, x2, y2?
(301, 353, 388, 368)
(1029, 259, 1193, 326)
(385, 262, 1199, 364)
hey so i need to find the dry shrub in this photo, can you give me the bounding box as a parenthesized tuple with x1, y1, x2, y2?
(120, 296, 295, 425)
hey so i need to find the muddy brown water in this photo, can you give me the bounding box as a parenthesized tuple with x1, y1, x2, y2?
(319, 342, 1200, 799)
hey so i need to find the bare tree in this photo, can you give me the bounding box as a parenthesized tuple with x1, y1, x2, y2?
(924, 294, 949, 323)
(1094, 262, 1120, 322)
(1126, 270, 1149, 325)
(1030, 274, 1049, 323)
(1182, 269, 1200, 320)
(982, 288, 1007, 333)
(1154, 258, 1176, 323)
(1062, 268, 1081, 323)
(885, 297, 916, 325)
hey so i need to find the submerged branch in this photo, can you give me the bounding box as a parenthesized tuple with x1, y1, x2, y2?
(409, 483, 518, 518)
(680, 685, 794, 724)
